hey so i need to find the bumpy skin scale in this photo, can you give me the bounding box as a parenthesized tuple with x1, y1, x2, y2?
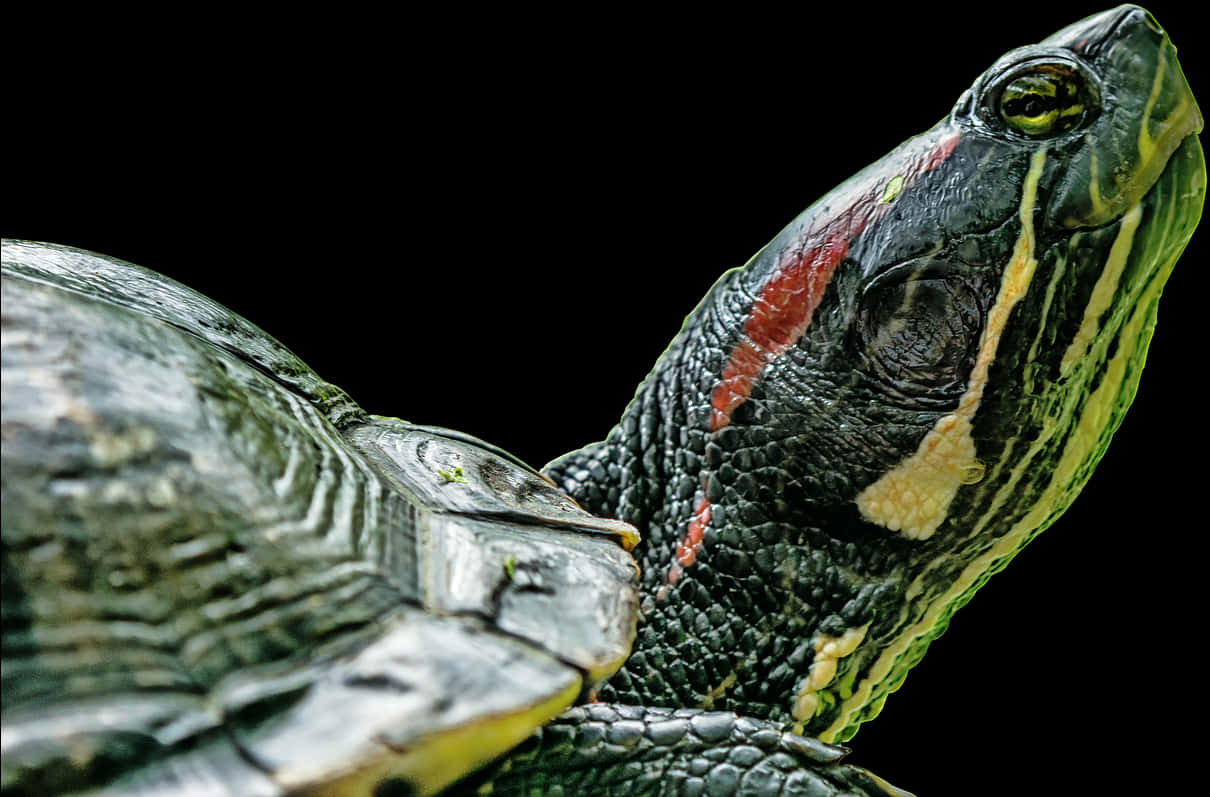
(486, 706, 903, 796)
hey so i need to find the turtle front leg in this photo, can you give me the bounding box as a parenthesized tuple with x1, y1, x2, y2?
(454, 704, 911, 796)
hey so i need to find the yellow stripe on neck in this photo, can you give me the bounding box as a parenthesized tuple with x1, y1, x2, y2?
(855, 148, 1049, 540)
(1061, 204, 1143, 375)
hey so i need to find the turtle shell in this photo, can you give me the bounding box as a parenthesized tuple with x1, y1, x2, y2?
(0, 239, 640, 796)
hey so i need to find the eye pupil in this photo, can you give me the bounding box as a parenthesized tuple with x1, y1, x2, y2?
(995, 64, 1089, 137)
(1006, 94, 1053, 119)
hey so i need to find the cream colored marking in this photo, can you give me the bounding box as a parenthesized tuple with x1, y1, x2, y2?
(1061, 204, 1143, 375)
(790, 624, 868, 734)
(698, 670, 739, 709)
(1138, 48, 1168, 163)
(916, 235, 1094, 597)
(855, 148, 1049, 539)
(821, 203, 1181, 744)
(943, 238, 1071, 553)
(959, 234, 1074, 546)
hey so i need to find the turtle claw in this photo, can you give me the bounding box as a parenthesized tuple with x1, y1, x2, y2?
(778, 732, 851, 764)
(777, 736, 917, 797)
(856, 767, 918, 797)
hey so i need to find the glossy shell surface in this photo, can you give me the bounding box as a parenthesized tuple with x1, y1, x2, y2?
(1, 240, 640, 795)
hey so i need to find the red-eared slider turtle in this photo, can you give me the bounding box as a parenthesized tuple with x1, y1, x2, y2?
(2, 6, 1204, 796)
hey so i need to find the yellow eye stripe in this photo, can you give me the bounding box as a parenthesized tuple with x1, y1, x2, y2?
(824, 132, 1197, 743)
(822, 150, 1048, 740)
(854, 148, 1049, 540)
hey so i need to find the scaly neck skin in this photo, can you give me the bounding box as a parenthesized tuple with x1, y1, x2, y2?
(544, 274, 964, 742)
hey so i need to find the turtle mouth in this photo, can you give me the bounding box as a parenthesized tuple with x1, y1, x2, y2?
(1064, 95, 1204, 230)
(1123, 128, 1204, 286)
(1117, 101, 1205, 220)
(1044, 4, 1204, 231)
(1053, 129, 1203, 381)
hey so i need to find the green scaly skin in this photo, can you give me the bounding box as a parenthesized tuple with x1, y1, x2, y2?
(469, 6, 1204, 794)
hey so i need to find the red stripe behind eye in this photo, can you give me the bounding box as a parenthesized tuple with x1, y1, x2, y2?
(676, 493, 712, 567)
(709, 226, 854, 431)
(708, 131, 960, 433)
(662, 131, 961, 597)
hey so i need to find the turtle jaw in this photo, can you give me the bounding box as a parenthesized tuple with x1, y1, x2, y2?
(1044, 4, 1204, 230)
(1051, 124, 1204, 391)
(1116, 128, 1205, 306)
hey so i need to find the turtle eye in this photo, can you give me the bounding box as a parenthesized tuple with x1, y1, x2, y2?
(996, 63, 1090, 137)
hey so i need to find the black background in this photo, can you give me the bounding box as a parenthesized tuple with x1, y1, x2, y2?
(5, 3, 1205, 794)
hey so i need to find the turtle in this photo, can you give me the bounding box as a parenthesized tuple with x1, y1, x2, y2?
(1, 4, 1204, 796)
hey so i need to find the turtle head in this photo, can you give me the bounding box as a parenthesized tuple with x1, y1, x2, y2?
(695, 5, 1204, 548)
(841, 4, 1206, 544)
(563, 5, 1204, 743)
(722, 5, 1203, 739)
